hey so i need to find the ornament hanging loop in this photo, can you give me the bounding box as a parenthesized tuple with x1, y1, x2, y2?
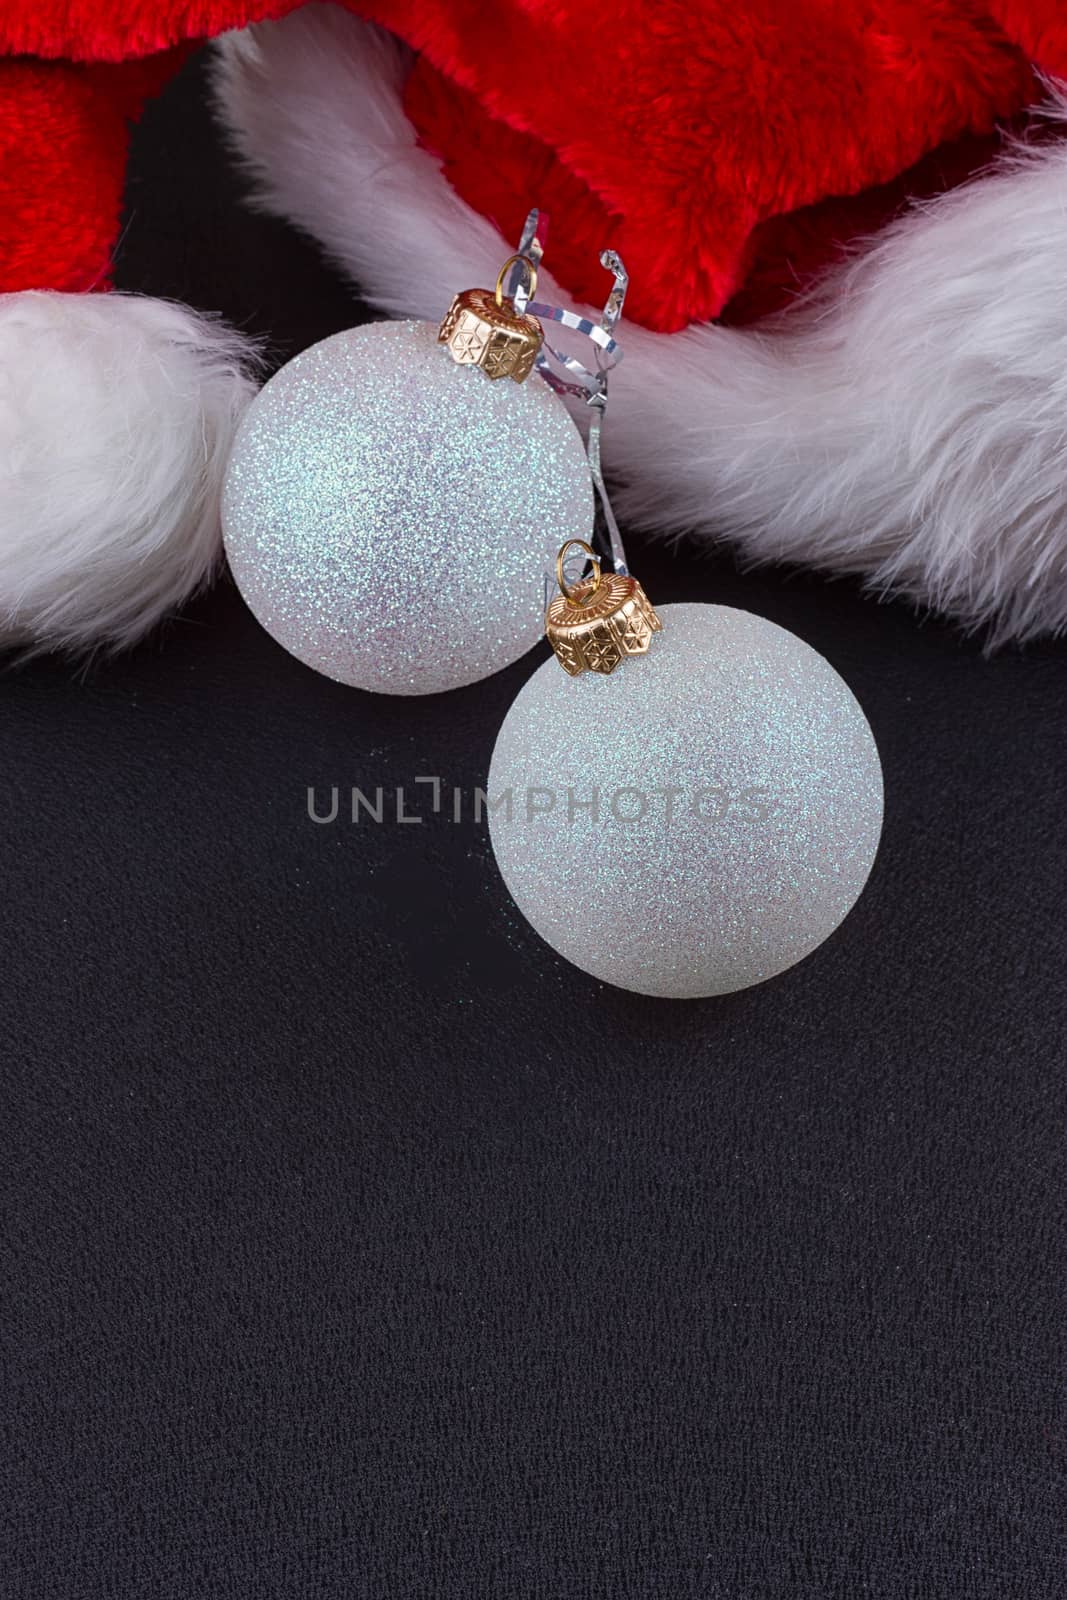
(438, 249, 544, 383)
(545, 552, 663, 677)
(556, 539, 602, 606)
(495, 254, 538, 308)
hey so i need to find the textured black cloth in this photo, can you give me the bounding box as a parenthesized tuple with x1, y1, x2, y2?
(3, 54, 1065, 1600)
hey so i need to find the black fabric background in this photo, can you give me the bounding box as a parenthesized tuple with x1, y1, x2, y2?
(3, 54, 1065, 1600)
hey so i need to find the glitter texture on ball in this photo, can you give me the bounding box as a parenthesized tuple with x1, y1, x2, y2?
(488, 603, 883, 998)
(222, 320, 593, 694)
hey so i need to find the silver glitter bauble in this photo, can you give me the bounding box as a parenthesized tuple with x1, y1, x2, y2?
(222, 320, 593, 694)
(488, 603, 883, 998)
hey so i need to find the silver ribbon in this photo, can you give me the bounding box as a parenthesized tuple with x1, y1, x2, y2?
(509, 208, 630, 581)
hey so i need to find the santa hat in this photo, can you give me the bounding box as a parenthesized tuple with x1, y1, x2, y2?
(4, 0, 1067, 648)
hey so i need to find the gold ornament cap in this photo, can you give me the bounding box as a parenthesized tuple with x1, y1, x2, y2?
(438, 255, 543, 383)
(546, 540, 662, 677)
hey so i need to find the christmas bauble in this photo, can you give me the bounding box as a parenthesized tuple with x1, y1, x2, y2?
(488, 603, 883, 998)
(222, 319, 593, 694)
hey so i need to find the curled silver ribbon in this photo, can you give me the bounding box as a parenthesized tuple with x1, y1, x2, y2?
(509, 208, 630, 580)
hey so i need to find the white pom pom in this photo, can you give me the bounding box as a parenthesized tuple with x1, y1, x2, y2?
(0, 291, 259, 654)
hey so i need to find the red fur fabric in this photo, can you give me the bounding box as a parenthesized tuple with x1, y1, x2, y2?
(0, 54, 178, 292)
(2, 1, 1067, 327)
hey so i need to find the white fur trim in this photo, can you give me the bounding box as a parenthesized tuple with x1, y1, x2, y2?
(0, 291, 258, 653)
(216, 6, 1067, 642)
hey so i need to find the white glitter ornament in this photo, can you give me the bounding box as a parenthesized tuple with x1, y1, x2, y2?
(222, 305, 593, 695)
(488, 598, 883, 999)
